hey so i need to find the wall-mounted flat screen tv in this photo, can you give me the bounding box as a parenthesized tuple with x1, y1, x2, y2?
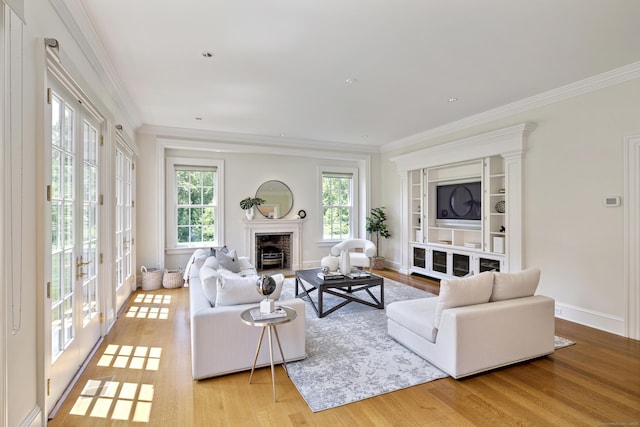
(436, 181, 482, 227)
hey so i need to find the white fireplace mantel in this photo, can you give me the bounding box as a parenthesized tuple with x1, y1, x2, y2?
(243, 218, 305, 270)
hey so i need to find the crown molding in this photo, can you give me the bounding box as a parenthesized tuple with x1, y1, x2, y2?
(50, 0, 142, 132)
(382, 61, 640, 153)
(139, 124, 379, 157)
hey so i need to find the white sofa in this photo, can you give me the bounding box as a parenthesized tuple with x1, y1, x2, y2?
(186, 249, 306, 380)
(387, 268, 555, 379)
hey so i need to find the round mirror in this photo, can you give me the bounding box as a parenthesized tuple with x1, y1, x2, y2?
(255, 180, 293, 219)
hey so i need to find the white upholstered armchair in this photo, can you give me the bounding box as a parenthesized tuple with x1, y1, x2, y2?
(330, 239, 377, 271)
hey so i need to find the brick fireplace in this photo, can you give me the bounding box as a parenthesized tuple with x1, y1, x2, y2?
(244, 218, 304, 272)
(255, 233, 291, 270)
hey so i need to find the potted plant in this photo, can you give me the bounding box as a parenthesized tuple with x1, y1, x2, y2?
(366, 207, 391, 270)
(240, 196, 265, 220)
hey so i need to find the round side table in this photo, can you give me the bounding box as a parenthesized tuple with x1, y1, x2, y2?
(240, 305, 297, 402)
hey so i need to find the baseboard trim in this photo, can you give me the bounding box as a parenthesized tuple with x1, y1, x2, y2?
(19, 405, 42, 427)
(555, 302, 625, 337)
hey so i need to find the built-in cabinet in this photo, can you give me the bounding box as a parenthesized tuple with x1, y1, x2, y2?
(392, 123, 535, 280)
(411, 243, 504, 280)
(408, 156, 507, 279)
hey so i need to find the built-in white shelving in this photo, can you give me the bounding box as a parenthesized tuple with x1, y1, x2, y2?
(391, 123, 536, 279)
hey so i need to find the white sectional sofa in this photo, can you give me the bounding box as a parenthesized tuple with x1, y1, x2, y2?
(387, 268, 555, 379)
(186, 249, 306, 380)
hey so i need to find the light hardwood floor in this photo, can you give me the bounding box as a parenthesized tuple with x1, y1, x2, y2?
(48, 270, 640, 426)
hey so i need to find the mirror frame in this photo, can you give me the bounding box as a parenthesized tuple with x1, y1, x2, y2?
(255, 180, 294, 219)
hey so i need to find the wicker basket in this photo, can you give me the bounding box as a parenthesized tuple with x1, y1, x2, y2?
(141, 266, 163, 291)
(163, 267, 184, 289)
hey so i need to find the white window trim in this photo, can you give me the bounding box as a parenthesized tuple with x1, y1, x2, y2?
(165, 156, 224, 253)
(319, 165, 359, 243)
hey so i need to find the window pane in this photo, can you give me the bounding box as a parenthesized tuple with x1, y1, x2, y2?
(173, 167, 217, 245)
(177, 208, 189, 226)
(177, 186, 189, 204)
(202, 187, 213, 205)
(322, 174, 353, 239)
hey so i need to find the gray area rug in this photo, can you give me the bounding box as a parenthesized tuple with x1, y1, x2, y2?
(280, 277, 447, 412)
(279, 277, 576, 412)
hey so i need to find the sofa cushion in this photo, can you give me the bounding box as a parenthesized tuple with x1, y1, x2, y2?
(434, 271, 494, 329)
(204, 255, 219, 270)
(387, 298, 439, 343)
(238, 257, 258, 276)
(216, 273, 285, 306)
(490, 267, 540, 301)
(216, 250, 240, 273)
(199, 265, 220, 306)
(184, 249, 209, 280)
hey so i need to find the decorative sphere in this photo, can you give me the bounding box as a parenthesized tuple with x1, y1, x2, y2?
(256, 274, 277, 296)
(321, 256, 340, 272)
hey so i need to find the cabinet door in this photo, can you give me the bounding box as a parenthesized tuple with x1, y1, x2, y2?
(432, 250, 447, 274)
(452, 253, 470, 277)
(478, 257, 501, 273)
(413, 246, 426, 268)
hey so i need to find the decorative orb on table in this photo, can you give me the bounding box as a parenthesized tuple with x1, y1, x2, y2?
(256, 274, 276, 296)
(256, 274, 277, 314)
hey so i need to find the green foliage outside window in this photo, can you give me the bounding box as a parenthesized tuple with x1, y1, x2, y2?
(176, 169, 216, 245)
(322, 175, 352, 239)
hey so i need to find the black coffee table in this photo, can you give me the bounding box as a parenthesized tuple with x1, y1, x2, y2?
(294, 269, 384, 318)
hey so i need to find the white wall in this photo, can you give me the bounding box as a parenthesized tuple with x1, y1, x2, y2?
(135, 132, 375, 275)
(381, 77, 640, 335)
(0, 0, 139, 425)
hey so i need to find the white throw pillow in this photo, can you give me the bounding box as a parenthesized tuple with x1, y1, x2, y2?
(204, 255, 219, 270)
(185, 249, 209, 280)
(216, 273, 284, 306)
(199, 265, 219, 306)
(434, 271, 494, 329)
(490, 267, 540, 301)
(216, 250, 241, 273)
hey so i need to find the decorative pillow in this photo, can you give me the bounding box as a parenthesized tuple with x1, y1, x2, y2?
(199, 265, 219, 306)
(216, 273, 285, 306)
(185, 249, 209, 280)
(238, 257, 257, 276)
(216, 250, 240, 273)
(204, 255, 219, 270)
(434, 271, 494, 329)
(490, 267, 540, 301)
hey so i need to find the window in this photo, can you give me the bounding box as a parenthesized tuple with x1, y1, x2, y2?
(321, 169, 357, 240)
(166, 157, 223, 248)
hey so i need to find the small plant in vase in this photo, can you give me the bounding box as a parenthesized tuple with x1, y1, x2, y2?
(366, 207, 391, 270)
(240, 197, 265, 220)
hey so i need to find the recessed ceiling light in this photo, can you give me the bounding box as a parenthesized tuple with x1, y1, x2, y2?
(448, 97, 458, 103)
(280, 132, 286, 137)
(201, 51, 214, 58)
(346, 77, 358, 84)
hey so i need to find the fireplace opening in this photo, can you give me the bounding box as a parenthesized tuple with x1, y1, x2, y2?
(255, 233, 292, 271)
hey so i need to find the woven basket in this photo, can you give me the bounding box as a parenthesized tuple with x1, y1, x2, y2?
(141, 266, 163, 291)
(163, 267, 184, 289)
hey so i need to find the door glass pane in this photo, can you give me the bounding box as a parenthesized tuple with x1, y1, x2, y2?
(51, 95, 76, 359)
(82, 120, 99, 325)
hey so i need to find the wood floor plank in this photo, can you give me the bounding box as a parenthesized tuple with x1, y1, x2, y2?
(48, 269, 640, 426)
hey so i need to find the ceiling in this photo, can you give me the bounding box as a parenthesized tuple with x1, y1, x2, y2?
(70, 0, 640, 149)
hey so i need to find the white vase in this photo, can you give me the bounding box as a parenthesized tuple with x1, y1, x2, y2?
(339, 250, 351, 274)
(245, 207, 254, 220)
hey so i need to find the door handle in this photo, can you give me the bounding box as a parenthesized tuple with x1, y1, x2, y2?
(76, 256, 91, 279)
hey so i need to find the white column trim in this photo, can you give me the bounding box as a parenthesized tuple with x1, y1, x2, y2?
(624, 134, 640, 340)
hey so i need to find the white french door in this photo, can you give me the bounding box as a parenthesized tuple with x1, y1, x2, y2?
(45, 81, 103, 412)
(115, 141, 135, 312)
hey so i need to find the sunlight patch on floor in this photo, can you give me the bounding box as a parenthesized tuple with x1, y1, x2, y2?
(97, 344, 162, 370)
(69, 377, 154, 423)
(134, 293, 172, 304)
